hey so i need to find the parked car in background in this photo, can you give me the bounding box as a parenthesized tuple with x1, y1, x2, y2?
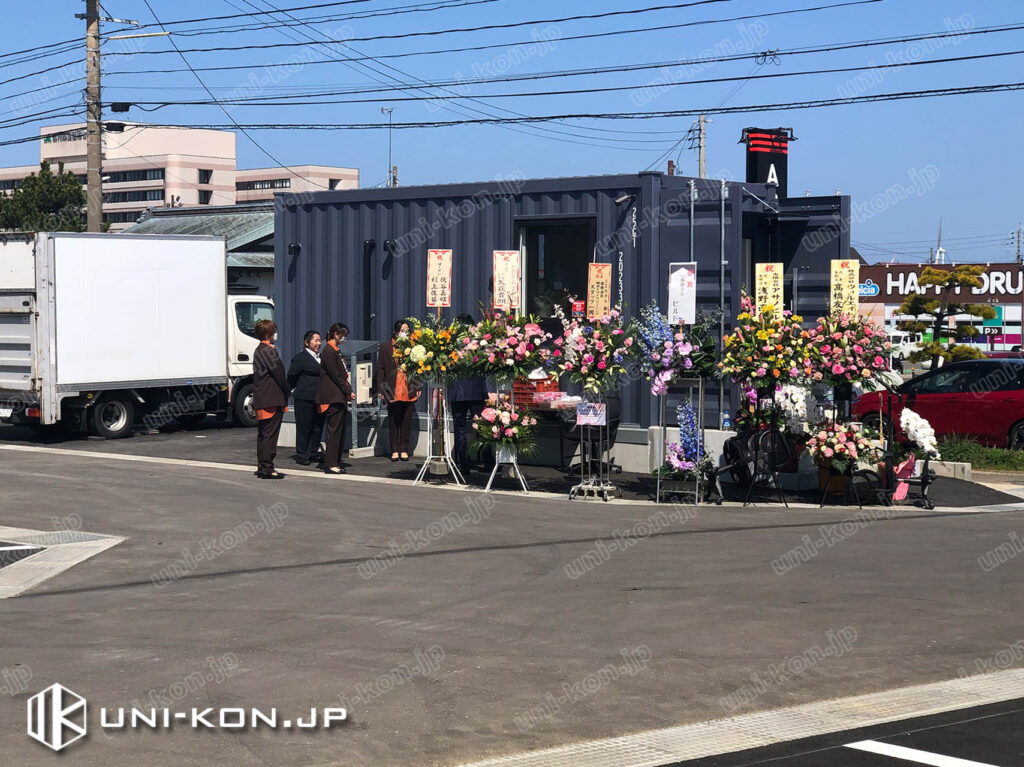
(852, 359, 1024, 449)
(887, 330, 923, 360)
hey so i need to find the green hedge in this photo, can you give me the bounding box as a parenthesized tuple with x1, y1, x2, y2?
(938, 435, 1024, 472)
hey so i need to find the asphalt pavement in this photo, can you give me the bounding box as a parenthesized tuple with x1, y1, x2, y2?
(1, 425, 1023, 766)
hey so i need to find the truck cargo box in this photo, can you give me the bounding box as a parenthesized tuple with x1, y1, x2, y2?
(0, 232, 229, 424)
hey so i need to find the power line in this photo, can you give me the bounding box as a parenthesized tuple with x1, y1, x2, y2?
(124, 48, 1024, 107)
(131, 79, 1024, 130)
(104, 0, 907, 77)
(0, 37, 80, 60)
(171, 0, 503, 37)
(226, 0, 676, 151)
(116, 0, 878, 55)
(138, 0, 315, 185)
(0, 58, 82, 89)
(115, 0, 371, 30)
(0, 43, 81, 71)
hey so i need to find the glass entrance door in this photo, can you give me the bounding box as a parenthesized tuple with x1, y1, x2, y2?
(517, 219, 596, 318)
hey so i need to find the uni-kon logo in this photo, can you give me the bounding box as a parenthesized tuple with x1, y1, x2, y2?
(27, 683, 88, 752)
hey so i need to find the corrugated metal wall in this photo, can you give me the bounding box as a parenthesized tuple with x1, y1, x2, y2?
(274, 173, 849, 432)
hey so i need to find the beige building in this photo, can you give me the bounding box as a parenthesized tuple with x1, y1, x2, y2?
(0, 123, 359, 230)
(236, 165, 360, 203)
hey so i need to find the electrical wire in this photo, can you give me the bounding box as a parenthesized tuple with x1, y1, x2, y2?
(226, 0, 676, 152)
(139, 0, 320, 185)
(171, 0, 503, 37)
(116, 0, 880, 56)
(129, 80, 1024, 130)
(123, 48, 1024, 107)
(113, 0, 372, 31)
(0, 58, 82, 89)
(104, 0, 925, 78)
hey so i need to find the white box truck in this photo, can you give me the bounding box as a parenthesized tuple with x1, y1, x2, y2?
(0, 232, 274, 438)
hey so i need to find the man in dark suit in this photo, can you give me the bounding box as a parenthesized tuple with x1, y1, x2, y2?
(448, 313, 488, 475)
(253, 319, 291, 479)
(287, 329, 324, 466)
(317, 323, 355, 474)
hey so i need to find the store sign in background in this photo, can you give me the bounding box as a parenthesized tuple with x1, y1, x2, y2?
(492, 250, 520, 310)
(859, 264, 1024, 304)
(426, 249, 452, 308)
(830, 259, 860, 317)
(667, 261, 697, 325)
(587, 263, 612, 319)
(754, 262, 784, 314)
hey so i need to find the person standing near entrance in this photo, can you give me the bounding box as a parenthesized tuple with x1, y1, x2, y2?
(287, 330, 324, 466)
(448, 313, 488, 476)
(253, 319, 290, 480)
(378, 320, 421, 462)
(317, 323, 355, 474)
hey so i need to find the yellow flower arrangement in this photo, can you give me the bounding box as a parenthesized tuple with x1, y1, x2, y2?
(392, 316, 463, 383)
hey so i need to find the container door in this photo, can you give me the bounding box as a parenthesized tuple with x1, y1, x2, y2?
(0, 294, 35, 393)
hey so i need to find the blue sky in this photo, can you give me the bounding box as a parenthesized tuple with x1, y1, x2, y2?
(2, 0, 1022, 262)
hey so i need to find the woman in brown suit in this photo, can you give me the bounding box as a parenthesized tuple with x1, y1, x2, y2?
(252, 319, 291, 479)
(317, 323, 354, 474)
(378, 320, 421, 462)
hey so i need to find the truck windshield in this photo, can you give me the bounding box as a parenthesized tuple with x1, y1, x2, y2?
(235, 302, 275, 339)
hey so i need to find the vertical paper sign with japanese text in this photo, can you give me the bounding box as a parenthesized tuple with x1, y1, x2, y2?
(667, 262, 697, 325)
(492, 250, 520, 310)
(587, 263, 612, 319)
(426, 249, 453, 308)
(754, 262, 784, 315)
(830, 259, 860, 317)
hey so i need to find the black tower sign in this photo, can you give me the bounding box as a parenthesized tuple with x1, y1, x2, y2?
(740, 127, 796, 198)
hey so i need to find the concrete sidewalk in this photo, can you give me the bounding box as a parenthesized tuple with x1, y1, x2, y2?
(1, 444, 1023, 766)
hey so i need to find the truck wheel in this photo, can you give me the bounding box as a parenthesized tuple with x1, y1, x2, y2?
(91, 396, 135, 439)
(233, 383, 258, 427)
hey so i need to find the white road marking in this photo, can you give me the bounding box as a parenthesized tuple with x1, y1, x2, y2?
(449, 669, 1024, 767)
(845, 739, 1003, 766)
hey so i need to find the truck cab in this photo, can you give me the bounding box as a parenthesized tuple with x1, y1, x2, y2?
(227, 296, 275, 427)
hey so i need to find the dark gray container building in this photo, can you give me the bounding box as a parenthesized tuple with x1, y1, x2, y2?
(274, 171, 849, 441)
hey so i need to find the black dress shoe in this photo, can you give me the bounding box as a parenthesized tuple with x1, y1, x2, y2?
(294, 457, 311, 465)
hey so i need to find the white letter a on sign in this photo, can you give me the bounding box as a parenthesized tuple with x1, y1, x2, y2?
(766, 163, 779, 186)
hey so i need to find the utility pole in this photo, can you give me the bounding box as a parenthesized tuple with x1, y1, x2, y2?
(1013, 224, 1023, 263)
(390, 165, 399, 188)
(84, 0, 102, 232)
(381, 106, 394, 187)
(698, 114, 706, 179)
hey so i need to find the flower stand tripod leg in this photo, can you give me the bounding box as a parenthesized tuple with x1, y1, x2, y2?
(441, 394, 465, 486)
(413, 391, 435, 485)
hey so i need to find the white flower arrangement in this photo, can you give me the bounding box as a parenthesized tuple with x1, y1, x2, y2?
(777, 383, 811, 437)
(409, 344, 429, 364)
(900, 407, 940, 459)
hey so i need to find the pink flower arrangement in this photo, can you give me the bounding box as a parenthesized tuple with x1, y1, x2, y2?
(553, 302, 637, 394)
(810, 313, 891, 385)
(471, 395, 539, 450)
(804, 421, 879, 474)
(459, 313, 551, 382)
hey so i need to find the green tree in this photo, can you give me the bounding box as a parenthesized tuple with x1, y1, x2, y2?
(897, 265, 995, 367)
(0, 161, 86, 232)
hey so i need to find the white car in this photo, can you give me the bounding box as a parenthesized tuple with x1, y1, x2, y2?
(887, 330, 923, 360)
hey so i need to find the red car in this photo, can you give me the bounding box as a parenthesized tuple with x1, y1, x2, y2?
(852, 359, 1024, 449)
